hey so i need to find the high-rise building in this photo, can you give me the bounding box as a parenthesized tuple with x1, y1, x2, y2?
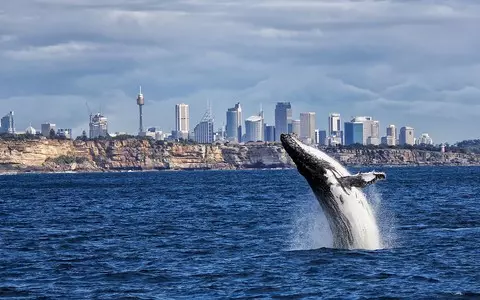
(194, 121, 214, 144)
(328, 113, 341, 135)
(349, 116, 380, 145)
(41, 123, 56, 137)
(136, 86, 145, 134)
(264, 125, 275, 142)
(291, 119, 300, 136)
(0, 111, 15, 134)
(385, 124, 397, 146)
(367, 120, 380, 145)
(351, 116, 373, 145)
(175, 103, 190, 140)
(226, 102, 242, 143)
(344, 121, 364, 145)
(327, 113, 343, 145)
(300, 112, 316, 144)
(274, 102, 292, 141)
(193, 105, 214, 144)
(399, 126, 415, 146)
(89, 113, 108, 138)
(245, 115, 264, 142)
(319, 130, 327, 146)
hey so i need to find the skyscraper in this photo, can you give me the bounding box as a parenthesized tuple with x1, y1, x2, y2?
(385, 124, 397, 146)
(226, 102, 242, 143)
(319, 130, 327, 146)
(194, 121, 214, 144)
(89, 113, 108, 138)
(344, 121, 364, 145)
(245, 115, 264, 142)
(264, 125, 275, 142)
(368, 120, 380, 145)
(291, 119, 300, 136)
(274, 102, 292, 141)
(399, 126, 415, 146)
(328, 113, 341, 135)
(350, 116, 381, 145)
(244, 108, 264, 142)
(0, 111, 15, 134)
(327, 113, 343, 145)
(175, 103, 190, 140)
(300, 112, 316, 144)
(193, 105, 214, 144)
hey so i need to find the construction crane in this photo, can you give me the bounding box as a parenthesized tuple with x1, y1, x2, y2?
(85, 102, 93, 123)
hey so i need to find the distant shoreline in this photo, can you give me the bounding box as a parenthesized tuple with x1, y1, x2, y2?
(2, 163, 480, 176)
(0, 139, 479, 174)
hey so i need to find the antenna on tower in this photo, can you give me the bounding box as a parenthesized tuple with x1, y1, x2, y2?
(85, 102, 92, 122)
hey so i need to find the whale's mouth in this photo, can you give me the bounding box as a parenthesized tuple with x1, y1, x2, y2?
(280, 133, 331, 174)
(280, 133, 301, 157)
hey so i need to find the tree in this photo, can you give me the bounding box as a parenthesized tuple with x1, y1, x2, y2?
(49, 128, 56, 139)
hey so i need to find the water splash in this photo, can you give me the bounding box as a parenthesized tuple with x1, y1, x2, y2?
(365, 185, 397, 249)
(289, 186, 396, 251)
(288, 197, 333, 250)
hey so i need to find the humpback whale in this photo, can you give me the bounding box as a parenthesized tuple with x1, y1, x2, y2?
(281, 133, 386, 250)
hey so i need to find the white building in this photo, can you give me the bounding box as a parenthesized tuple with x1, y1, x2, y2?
(367, 120, 380, 145)
(245, 115, 264, 142)
(25, 124, 37, 135)
(89, 113, 108, 138)
(328, 113, 341, 135)
(416, 133, 433, 145)
(399, 126, 415, 146)
(300, 112, 316, 144)
(175, 103, 190, 140)
(327, 113, 343, 146)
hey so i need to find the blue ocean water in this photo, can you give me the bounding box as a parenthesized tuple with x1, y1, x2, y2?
(1, 167, 479, 299)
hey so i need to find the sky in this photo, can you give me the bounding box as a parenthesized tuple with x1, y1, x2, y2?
(1, 0, 480, 143)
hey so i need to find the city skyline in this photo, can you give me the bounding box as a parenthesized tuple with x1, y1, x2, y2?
(0, 100, 440, 144)
(1, 1, 480, 143)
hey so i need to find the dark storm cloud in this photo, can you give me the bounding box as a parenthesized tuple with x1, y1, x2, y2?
(1, 0, 479, 142)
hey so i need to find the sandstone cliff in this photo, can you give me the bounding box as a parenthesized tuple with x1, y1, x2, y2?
(0, 139, 478, 173)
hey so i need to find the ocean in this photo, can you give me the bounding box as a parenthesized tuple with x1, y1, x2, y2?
(1, 167, 479, 299)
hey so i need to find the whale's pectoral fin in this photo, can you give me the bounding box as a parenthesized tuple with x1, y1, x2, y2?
(339, 171, 386, 188)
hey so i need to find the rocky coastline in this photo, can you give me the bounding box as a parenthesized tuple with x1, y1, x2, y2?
(0, 139, 479, 174)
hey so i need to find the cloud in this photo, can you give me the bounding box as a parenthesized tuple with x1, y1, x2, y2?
(0, 0, 479, 142)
